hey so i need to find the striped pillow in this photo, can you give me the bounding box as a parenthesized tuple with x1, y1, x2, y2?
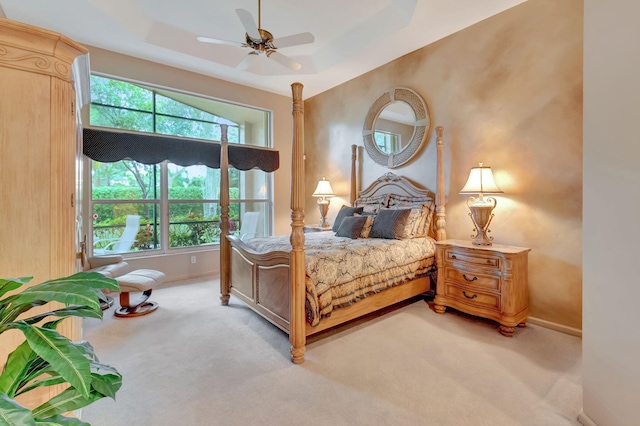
(368, 208, 411, 239)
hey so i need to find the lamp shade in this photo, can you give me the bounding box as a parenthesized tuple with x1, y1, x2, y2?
(312, 178, 335, 198)
(459, 163, 503, 195)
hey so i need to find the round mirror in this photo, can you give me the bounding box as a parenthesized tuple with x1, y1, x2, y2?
(362, 87, 430, 168)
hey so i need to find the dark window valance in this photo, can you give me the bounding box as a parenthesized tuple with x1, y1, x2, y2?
(83, 128, 279, 172)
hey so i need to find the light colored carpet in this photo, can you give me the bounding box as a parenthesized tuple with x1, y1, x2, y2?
(82, 277, 582, 426)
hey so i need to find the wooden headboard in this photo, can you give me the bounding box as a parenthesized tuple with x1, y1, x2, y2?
(348, 127, 446, 241)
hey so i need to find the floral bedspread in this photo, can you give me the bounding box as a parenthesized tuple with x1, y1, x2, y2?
(243, 232, 437, 327)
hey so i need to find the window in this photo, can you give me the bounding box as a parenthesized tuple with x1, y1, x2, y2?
(374, 130, 401, 153)
(89, 75, 271, 255)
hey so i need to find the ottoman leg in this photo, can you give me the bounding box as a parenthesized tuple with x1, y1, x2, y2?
(115, 288, 159, 318)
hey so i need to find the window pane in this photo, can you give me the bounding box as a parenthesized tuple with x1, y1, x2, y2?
(91, 75, 153, 111)
(232, 169, 268, 200)
(156, 115, 220, 140)
(156, 94, 219, 121)
(169, 202, 220, 248)
(90, 105, 153, 132)
(168, 164, 219, 200)
(92, 203, 161, 254)
(92, 161, 160, 200)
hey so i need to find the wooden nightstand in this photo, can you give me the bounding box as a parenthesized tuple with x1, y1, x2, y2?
(303, 225, 332, 233)
(434, 239, 530, 337)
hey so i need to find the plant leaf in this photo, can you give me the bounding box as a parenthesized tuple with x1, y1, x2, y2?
(47, 272, 119, 292)
(7, 283, 103, 313)
(0, 277, 30, 299)
(32, 387, 104, 419)
(35, 414, 90, 425)
(74, 341, 97, 361)
(0, 393, 36, 426)
(15, 359, 51, 397)
(17, 374, 66, 396)
(23, 306, 104, 326)
(0, 301, 48, 333)
(12, 323, 91, 399)
(89, 363, 122, 399)
(0, 341, 39, 397)
(3, 272, 118, 317)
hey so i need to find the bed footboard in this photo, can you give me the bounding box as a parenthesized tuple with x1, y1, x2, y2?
(227, 235, 292, 333)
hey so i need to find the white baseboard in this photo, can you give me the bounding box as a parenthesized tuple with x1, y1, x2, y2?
(578, 409, 598, 426)
(528, 316, 582, 337)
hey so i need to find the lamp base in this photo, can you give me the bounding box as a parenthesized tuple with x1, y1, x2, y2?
(471, 229, 494, 246)
(467, 197, 497, 246)
(318, 201, 330, 228)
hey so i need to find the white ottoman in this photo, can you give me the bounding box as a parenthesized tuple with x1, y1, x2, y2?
(114, 269, 166, 318)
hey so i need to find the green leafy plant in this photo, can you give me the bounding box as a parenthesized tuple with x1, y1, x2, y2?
(0, 272, 122, 425)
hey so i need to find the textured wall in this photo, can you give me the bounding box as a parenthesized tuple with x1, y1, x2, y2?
(304, 0, 583, 329)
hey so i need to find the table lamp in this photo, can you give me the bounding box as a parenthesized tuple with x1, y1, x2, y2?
(312, 177, 335, 228)
(459, 162, 503, 246)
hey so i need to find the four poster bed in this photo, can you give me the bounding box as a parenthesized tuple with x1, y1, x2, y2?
(218, 83, 446, 364)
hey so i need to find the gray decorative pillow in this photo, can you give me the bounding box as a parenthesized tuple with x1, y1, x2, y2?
(368, 208, 411, 239)
(332, 205, 364, 232)
(336, 215, 368, 239)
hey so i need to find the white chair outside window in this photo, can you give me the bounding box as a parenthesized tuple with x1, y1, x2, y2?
(94, 214, 141, 255)
(239, 212, 261, 242)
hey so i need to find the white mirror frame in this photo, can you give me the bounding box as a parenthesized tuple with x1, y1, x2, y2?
(362, 87, 431, 168)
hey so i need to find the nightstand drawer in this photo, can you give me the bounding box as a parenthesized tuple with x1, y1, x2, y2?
(445, 284, 500, 310)
(446, 249, 500, 269)
(444, 268, 500, 291)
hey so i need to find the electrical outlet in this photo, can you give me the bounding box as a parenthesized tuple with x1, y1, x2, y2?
(190, 255, 196, 264)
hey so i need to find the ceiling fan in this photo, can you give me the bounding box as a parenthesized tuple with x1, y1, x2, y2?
(196, 0, 315, 71)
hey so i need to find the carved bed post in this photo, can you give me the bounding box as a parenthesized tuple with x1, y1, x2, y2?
(220, 124, 231, 305)
(290, 82, 306, 364)
(358, 146, 364, 195)
(350, 144, 357, 206)
(434, 126, 447, 241)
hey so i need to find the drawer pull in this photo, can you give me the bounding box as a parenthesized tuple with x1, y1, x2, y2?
(462, 291, 478, 300)
(462, 274, 477, 282)
(451, 255, 457, 259)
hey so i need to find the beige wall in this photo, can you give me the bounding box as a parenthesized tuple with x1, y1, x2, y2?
(583, 0, 640, 424)
(85, 47, 294, 281)
(305, 0, 583, 329)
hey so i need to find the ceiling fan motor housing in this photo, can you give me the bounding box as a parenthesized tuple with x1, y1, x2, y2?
(244, 29, 276, 52)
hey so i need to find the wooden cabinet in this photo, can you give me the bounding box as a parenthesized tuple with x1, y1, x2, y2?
(0, 18, 88, 406)
(434, 239, 530, 337)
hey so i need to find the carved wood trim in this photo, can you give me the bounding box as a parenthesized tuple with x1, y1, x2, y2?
(0, 18, 88, 81)
(358, 172, 433, 200)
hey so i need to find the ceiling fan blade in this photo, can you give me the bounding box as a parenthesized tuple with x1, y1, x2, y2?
(196, 36, 244, 47)
(267, 51, 301, 71)
(236, 8, 261, 41)
(272, 32, 315, 49)
(237, 52, 259, 71)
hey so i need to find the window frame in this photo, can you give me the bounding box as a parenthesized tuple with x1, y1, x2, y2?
(85, 73, 275, 258)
